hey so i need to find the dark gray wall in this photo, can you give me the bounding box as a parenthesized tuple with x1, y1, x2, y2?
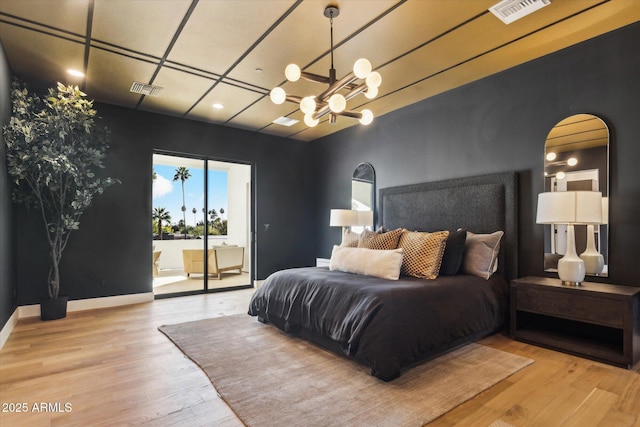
(4, 21, 640, 331)
(13, 103, 316, 305)
(312, 22, 640, 287)
(0, 41, 16, 329)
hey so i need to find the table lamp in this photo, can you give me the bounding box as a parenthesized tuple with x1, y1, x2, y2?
(329, 209, 360, 235)
(536, 191, 602, 285)
(579, 196, 608, 275)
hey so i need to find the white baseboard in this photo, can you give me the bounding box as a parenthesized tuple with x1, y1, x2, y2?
(16, 292, 155, 319)
(0, 308, 19, 350)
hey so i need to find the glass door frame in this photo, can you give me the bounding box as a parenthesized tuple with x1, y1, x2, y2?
(152, 149, 255, 298)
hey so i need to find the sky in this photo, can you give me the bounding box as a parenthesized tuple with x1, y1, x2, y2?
(152, 164, 228, 227)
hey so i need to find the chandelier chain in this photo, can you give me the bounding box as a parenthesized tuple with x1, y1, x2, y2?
(329, 10, 334, 70)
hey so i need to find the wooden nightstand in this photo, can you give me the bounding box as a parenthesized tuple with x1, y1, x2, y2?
(511, 276, 640, 368)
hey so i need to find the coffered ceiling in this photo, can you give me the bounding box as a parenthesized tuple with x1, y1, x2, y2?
(0, 0, 638, 141)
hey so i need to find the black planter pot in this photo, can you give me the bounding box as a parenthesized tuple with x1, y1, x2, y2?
(40, 296, 68, 321)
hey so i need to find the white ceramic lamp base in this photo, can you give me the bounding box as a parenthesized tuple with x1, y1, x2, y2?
(558, 224, 586, 286)
(580, 224, 604, 275)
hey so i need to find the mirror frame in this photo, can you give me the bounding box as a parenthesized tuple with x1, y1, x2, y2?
(352, 162, 375, 226)
(543, 113, 609, 277)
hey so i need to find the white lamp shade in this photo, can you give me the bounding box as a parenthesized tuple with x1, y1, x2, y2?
(601, 197, 609, 225)
(353, 58, 372, 79)
(330, 209, 359, 227)
(304, 114, 319, 127)
(364, 86, 378, 99)
(357, 210, 373, 227)
(536, 191, 602, 225)
(366, 71, 382, 88)
(270, 87, 286, 104)
(359, 109, 373, 125)
(285, 64, 301, 82)
(328, 94, 346, 113)
(300, 96, 316, 115)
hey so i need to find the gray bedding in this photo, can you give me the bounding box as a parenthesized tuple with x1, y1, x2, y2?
(248, 266, 509, 381)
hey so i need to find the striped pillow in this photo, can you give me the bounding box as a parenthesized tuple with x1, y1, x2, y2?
(358, 228, 403, 250)
(397, 230, 449, 279)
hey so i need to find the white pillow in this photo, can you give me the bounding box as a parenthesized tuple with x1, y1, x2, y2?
(329, 245, 403, 280)
(462, 231, 504, 279)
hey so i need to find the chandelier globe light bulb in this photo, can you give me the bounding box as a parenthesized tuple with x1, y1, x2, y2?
(304, 114, 319, 127)
(328, 93, 346, 113)
(556, 171, 566, 180)
(366, 71, 382, 88)
(270, 87, 286, 104)
(353, 58, 372, 79)
(300, 96, 316, 115)
(359, 109, 374, 125)
(285, 64, 301, 82)
(567, 157, 578, 166)
(546, 152, 557, 161)
(364, 86, 378, 99)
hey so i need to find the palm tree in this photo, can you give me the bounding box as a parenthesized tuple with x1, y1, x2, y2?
(192, 207, 197, 226)
(173, 167, 191, 238)
(152, 207, 171, 239)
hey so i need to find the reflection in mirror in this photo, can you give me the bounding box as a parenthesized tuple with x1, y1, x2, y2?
(352, 163, 375, 232)
(543, 114, 609, 277)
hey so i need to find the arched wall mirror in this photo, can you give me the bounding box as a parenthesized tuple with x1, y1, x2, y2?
(352, 162, 375, 230)
(543, 113, 609, 277)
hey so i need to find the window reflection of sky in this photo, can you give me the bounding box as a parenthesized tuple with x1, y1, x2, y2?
(153, 163, 227, 227)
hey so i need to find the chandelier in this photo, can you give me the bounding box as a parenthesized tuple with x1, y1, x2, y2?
(269, 5, 381, 128)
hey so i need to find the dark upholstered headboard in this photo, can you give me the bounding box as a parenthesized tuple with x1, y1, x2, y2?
(379, 172, 518, 281)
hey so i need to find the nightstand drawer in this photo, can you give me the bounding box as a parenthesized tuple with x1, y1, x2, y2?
(516, 287, 624, 328)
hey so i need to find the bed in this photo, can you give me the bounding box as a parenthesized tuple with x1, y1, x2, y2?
(248, 171, 518, 381)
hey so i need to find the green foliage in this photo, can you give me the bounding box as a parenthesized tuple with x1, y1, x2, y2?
(152, 207, 171, 237)
(210, 218, 227, 236)
(3, 79, 119, 299)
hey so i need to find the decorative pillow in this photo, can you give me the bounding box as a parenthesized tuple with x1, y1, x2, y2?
(397, 230, 449, 279)
(340, 229, 360, 247)
(358, 228, 403, 250)
(329, 246, 403, 280)
(439, 229, 467, 276)
(462, 231, 504, 279)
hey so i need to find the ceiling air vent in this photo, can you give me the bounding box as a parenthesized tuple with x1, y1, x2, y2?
(489, 0, 551, 25)
(129, 81, 163, 97)
(272, 116, 299, 127)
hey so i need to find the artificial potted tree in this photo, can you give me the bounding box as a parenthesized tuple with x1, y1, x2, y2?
(3, 79, 118, 320)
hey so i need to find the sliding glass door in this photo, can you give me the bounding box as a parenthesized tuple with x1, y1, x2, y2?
(152, 153, 252, 297)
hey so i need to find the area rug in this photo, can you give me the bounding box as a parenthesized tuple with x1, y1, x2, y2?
(159, 314, 533, 427)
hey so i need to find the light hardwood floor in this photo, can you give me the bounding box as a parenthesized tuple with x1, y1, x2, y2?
(1, 289, 638, 427)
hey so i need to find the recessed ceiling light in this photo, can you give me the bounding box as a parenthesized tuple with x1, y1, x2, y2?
(67, 69, 85, 77)
(272, 116, 299, 127)
(212, 103, 224, 109)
